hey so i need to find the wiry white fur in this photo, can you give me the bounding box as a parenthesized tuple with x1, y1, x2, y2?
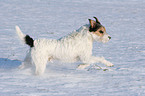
(15, 26, 26, 43)
(16, 24, 113, 75)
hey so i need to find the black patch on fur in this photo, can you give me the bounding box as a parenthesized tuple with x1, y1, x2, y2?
(89, 24, 101, 32)
(94, 17, 101, 24)
(25, 35, 34, 47)
(99, 30, 104, 34)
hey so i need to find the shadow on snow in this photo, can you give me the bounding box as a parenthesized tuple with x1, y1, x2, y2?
(0, 58, 21, 69)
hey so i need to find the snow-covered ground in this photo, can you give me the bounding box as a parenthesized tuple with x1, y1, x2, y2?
(0, 0, 145, 95)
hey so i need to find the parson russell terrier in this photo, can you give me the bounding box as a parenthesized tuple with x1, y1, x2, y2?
(16, 17, 113, 75)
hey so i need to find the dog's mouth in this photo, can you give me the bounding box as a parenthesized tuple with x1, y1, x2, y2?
(100, 35, 111, 43)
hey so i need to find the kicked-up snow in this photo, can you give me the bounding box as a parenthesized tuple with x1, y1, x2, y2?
(0, 0, 145, 96)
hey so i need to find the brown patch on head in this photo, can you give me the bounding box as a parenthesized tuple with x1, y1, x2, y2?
(88, 17, 104, 32)
(94, 17, 101, 24)
(93, 26, 106, 37)
(88, 17, 106, 37)
(88, 19, 102, 32)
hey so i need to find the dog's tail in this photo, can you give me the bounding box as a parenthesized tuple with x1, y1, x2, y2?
(15, 26, 34, 47)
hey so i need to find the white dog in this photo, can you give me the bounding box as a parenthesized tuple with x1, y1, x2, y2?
(16, 17, 113, 75)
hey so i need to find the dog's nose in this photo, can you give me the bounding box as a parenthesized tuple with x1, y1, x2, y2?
(108, 36, 111, 39)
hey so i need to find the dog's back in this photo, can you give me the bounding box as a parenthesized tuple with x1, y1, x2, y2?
(51, 25, 93, 63)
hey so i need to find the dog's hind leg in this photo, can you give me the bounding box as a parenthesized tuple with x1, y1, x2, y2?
(31, 52, 48, 75)
(19, 50, 32, 69)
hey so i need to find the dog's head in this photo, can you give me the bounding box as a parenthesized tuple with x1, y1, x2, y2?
(88, 17, 111, 43)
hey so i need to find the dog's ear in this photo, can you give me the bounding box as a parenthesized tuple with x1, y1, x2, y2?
(94, 17, 101, 24)
(88, 19, 96, 29)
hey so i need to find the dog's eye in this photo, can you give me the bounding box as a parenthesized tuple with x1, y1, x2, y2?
(99, 31, 104, 34)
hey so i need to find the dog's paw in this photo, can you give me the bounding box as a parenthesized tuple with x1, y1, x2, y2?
(99, 57, 114, 67)
(19, 64, 25, 69)
(106, 62, 114, 67)
(77, 64, 90, 69)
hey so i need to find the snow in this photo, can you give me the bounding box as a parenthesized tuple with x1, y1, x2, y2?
(0, 0, 145, 95)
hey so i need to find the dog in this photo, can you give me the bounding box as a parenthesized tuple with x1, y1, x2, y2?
(16, 17, 113, 75)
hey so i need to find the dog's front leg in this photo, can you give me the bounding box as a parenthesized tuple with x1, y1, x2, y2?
(78, 56, 97, 69)
(78, 56, 113, 69)
(77, 64, 90, 69)
(91, 56, 114, 67)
